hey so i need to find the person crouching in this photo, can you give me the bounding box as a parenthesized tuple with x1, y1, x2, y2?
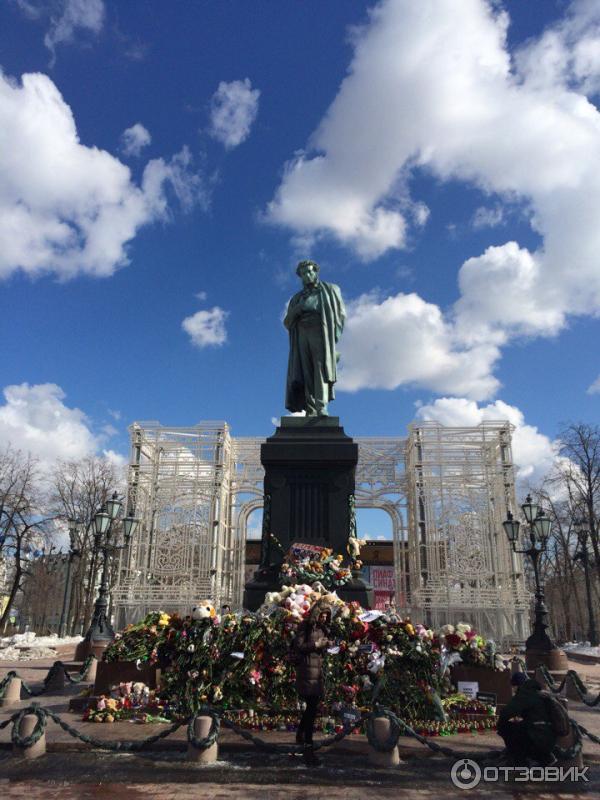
(497, 672, 557, 766)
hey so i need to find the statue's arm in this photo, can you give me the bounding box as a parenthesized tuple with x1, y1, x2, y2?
(284, 295, 301, 330)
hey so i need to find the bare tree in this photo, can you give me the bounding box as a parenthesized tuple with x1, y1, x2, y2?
(0, 447, 53, 631)
(49, 456, 123, 634)
(528, 423, 600, 644)
(555, 423, 600, 583)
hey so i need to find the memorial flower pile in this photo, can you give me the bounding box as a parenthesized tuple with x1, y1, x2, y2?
(102, 584, 502, 726)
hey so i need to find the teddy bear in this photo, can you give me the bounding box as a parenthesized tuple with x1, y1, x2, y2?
(192, 601, 216, 620)
(131, 682, 150, 705)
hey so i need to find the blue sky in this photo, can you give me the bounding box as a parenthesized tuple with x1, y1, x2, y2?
(0, 0, 599, 492)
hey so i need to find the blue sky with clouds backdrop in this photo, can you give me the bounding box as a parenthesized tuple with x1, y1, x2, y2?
(0, 0, 599, 506)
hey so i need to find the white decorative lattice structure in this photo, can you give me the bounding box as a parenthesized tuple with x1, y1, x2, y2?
(113, 419, 527, 641)
(405, 421, 528, 641)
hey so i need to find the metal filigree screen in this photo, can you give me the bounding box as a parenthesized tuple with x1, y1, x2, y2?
(113, 419, 527, 642)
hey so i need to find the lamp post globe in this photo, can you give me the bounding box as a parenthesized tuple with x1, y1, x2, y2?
(503, 500, 568, 670)
(77, 493, 139, 660)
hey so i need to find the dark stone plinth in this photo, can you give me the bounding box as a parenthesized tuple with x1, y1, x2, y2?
(450, 665, 513, 706)
(243, 416, 373, 610)
(68, 661, 162, 712)
(525, 648, 569, 671)
(337, 575, 375, 609)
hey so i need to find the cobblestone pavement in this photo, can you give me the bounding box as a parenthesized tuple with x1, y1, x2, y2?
(1, 653, 600, 798)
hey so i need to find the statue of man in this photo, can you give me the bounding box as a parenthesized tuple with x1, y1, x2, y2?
(284, 260, 346, 416)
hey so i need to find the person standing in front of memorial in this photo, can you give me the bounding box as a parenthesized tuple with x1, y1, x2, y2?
(291, 601, 332, 766)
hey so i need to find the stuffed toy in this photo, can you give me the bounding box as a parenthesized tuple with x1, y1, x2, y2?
(192, 601, 216, 620)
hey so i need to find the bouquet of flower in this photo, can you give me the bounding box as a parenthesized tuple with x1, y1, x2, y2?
(280, 543, 353, 589)
(437, 623, 506, 671)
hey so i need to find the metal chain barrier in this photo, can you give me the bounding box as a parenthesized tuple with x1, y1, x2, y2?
(2, 701, 599, 761)
(45, 707, 184, 751)
(0, 710, 21, 730)
(0, 671, 18, 700)
(20, 662, 65, 697)
(63, 655, 96, 685)
(575, 721, 600, 747)
(365, 708, 401, 752)
(218, 713, 353, 754)
(376, 709, 499, 762)
(538, 665, 600, 707)
(11, 705, 48, 748)
(1, 656, 96, 699)
(187, 707, 221, 750)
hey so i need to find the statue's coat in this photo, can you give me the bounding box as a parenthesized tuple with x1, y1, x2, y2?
(284, 281, 346, 413)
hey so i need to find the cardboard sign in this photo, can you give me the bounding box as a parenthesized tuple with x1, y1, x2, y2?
(457, 681, 479, 699)
(341, 706, 362, 727)
(358, 642, 376, 654)
(289, 542, 327, 561)
(476, 691, 497, 706)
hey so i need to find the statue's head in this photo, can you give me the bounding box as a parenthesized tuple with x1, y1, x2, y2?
(296, 259, 320, 286)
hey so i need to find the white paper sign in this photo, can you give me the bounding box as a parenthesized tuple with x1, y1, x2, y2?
(359, 610, 384, 623)
(457, 681, 479, 699)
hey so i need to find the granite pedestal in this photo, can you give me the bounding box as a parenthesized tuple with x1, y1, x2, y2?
(244, 416, 374, 610)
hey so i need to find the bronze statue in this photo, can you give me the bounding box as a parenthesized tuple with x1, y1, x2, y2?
(284, 260, 346, 416)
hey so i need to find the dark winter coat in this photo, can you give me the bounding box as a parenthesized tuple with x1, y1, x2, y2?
(498, 678, 556, 752)
(292, 605, 331, 698)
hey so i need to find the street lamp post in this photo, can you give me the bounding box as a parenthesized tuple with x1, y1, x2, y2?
(58, 520, 81, 638)
(503, 494, 568, 670)
(574, 519, 598, 647)
(78, 493, 139, 659)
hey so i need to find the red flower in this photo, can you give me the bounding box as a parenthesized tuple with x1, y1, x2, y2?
(445, 633, 462, 649)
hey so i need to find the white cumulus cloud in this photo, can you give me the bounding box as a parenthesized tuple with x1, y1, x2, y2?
(0, 71, 208, 280)
(587, 375, 600, 394)
(339, 292, 500, 399)
(121, 122, 151, 157)
(471, 204, 505, 229)
(44, 0, 105, 64)
(182, 307, 229, 348)
(267, 0, 600, 392)
(416, 397, 559, 486)
(0, 383, 99, 469)
(209, 78, 260, 149)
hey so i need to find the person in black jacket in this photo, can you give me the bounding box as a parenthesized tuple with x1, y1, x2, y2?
(497, 672, 557, 766)
(291, 601, 332, 766)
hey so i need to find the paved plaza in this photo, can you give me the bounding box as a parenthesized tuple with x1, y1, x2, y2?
(1, 653, 600, 798)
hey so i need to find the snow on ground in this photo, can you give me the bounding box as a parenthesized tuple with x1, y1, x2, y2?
(562, 641, 600, 657)
(0, 632, 81, 662)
